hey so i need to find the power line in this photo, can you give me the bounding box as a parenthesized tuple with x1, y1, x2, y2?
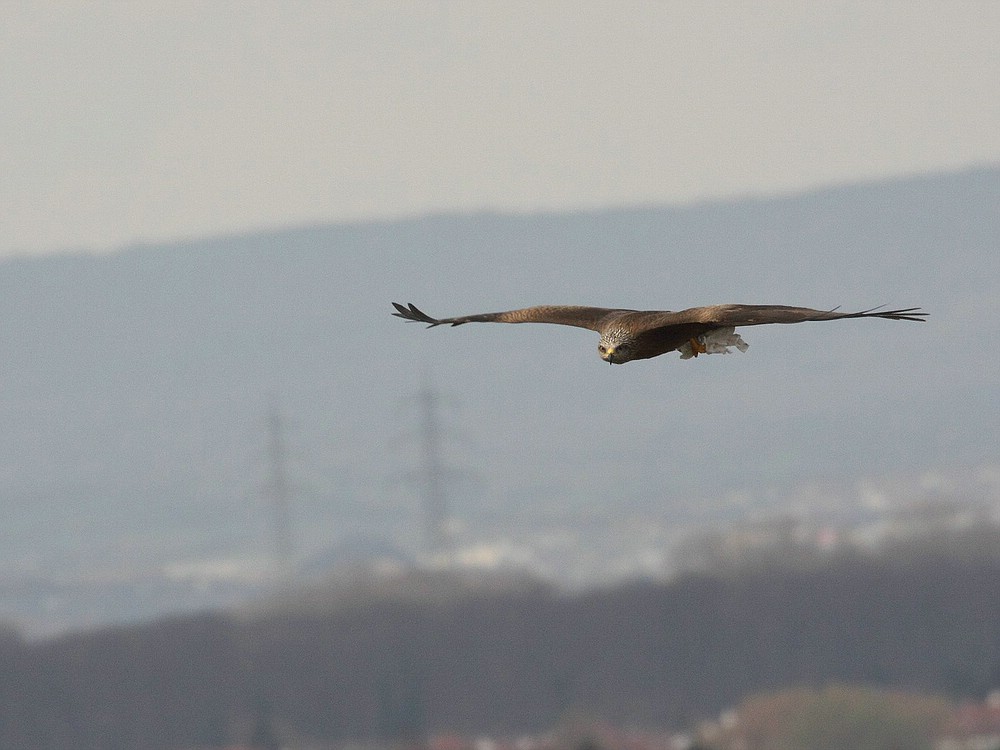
(416, 384, 449, 559)
(398, 382, 469, 563)
(265, 397, 294, 586)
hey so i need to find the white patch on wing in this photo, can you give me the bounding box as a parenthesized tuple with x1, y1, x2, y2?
(678, 327, 750, 360)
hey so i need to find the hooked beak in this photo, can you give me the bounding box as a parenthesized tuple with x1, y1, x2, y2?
(605, 348, 614, 365)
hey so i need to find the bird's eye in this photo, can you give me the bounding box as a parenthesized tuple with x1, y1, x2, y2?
(598, 344, 606, 353)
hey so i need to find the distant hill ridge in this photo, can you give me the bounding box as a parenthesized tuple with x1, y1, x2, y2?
(0, 165, 996, 621)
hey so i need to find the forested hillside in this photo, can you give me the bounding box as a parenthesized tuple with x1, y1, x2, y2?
(2, 539, 998, 749)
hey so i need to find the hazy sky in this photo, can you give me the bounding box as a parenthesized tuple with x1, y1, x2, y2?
(4, 1, 1000, 257)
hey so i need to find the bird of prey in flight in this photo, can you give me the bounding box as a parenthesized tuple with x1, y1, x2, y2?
(392, 302, 926, 364)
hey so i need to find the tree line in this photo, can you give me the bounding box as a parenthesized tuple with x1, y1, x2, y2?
(1, 541, 999, 749)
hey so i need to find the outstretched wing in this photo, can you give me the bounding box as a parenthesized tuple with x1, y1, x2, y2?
(633, 304, 927, 331)
(392, 302, 626, 332)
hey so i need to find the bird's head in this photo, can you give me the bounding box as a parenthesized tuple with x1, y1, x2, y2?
(597, 329, 635, 364)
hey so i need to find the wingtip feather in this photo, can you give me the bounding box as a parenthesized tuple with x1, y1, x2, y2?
(390, 302, 443, 326)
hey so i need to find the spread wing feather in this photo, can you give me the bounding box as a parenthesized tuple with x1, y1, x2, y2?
(392, 302, 628, 332)
(633, 304, 927, 331)
(393, 302, 927, 342)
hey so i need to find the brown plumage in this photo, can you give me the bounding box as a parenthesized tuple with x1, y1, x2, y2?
(391, 302, 927, 364)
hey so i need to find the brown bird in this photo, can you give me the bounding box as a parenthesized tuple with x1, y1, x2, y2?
(392, 302, 927, 364)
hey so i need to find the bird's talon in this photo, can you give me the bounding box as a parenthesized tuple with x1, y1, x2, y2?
(689, 337, 707, 357)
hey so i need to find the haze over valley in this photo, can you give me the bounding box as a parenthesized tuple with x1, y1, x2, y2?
(1, 166, 997, 635)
